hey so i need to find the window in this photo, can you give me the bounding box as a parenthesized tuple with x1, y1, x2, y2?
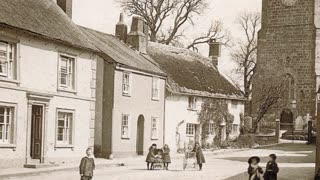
(0, 106, 14, 144)
(186, 123, 195, 136)
(208, 123, 214, 135)
(232, 124, 239, 134)
(152, 77, 160, 100)
(123, 72, 131, 96)
(0, 41, 16, 79)
(56, 110, 74, 145)
(59, 55, 75, 90)
(151, 117, 158, 139)
(231, 101, 238, 109)
(121, 114, 130, 139)
(188, 96, 197, 110)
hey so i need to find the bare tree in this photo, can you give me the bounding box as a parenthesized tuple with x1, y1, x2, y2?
(119, 0, 208, 45)
(231, 12, 261, 114)
(186, 20, 231, 51)
(253, 75, 289, 132)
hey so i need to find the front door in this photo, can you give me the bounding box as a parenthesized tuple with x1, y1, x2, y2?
(30, 105, 43, 160)
(136, 115, 144, 155)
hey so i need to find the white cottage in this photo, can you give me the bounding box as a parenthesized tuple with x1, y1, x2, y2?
(0, 0, 97, 168)
(147, 42, 246, 152)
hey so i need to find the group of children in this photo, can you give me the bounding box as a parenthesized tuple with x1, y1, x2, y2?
(146, 144, 172, 170)
(146, 142, 206, 171)
(248, 154, 279, 180)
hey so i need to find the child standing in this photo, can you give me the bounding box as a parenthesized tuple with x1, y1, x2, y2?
(193, 142, 205, 171)
(146, 144, 157, 170)
(248, 156, 263, 180)
(79, 148, 95, 180)
(264, 154, 279, 180)
(162, 144, 171, 170)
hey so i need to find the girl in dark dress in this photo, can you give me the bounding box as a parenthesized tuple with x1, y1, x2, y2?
(162, 144, 171, 170)
(193, 142, 205, 171)
(146, 144, 157, 170)
(264, 154, 279, 180)
(248, 156, 263, 180)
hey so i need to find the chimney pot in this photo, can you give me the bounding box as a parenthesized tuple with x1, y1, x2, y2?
(115, 13, 128, 42)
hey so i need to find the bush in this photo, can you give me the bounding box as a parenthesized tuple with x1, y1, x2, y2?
(222, 134, 256, 149)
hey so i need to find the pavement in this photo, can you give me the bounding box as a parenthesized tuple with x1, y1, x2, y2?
(0, 143, 316, 180)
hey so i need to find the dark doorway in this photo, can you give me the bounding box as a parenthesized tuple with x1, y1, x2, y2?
(136, 115, 144, 155)
(30, 105, 43, 160)
(280, 109, 293, 130)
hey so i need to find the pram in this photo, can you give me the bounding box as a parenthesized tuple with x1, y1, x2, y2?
(183, 151, 197, 170)
(152, 149, 164, 170)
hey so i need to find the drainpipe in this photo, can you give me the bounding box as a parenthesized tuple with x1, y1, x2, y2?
(163, 87, 166, 146)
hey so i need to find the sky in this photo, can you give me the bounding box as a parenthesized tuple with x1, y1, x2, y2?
(72, 0, 262, 85)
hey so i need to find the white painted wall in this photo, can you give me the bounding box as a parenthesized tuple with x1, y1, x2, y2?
(0, 30, 96, 168)
(165, 94, 244, 153)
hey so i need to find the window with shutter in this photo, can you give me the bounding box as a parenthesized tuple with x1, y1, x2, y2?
(151, 117, 159, 139)
(121, 114, 130, 139)
(152, 77, 160, 100)
(123, 72, 131, 96)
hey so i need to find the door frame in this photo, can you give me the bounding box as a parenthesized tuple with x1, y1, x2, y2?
(136, 115, 145, 155)
(26, 92, 52, 164)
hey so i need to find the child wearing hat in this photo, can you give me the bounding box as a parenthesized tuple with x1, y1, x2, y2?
(264, 154, 279, 180)
(248, 156, 263, 180)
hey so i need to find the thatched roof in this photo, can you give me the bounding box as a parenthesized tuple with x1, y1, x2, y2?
(80, 26, 166, 76)
(0, 0, 97, 51)
(147, 42, 245, 100)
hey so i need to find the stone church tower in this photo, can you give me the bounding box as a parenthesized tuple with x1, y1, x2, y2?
(252, 0, 320, 125)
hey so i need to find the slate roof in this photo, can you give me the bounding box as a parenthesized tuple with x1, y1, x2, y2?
(80, 26, 166, 76)
(147, 42, 245, 100)
(0, 0, 97, 51)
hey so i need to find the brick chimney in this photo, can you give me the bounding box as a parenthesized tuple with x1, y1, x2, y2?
(115, 13, 128, 42)
(208, 39, 221, 66)
(127, 16, 148, 54)
(57, 0, 73, 19)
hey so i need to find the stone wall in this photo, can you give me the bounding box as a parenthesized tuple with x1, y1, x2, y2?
(252, 0, 317, 120)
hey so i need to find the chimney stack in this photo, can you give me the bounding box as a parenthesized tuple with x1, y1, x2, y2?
(115, 13, 128, 42)
(127, 16, 148, 54)
(208, 39, 221, 66)
(57, 0, 73, 19)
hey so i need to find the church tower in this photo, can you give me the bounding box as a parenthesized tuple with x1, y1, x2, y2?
(252, 0, 320, 125)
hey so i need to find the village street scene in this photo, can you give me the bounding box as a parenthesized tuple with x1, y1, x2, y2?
(0, 0, 319, 179)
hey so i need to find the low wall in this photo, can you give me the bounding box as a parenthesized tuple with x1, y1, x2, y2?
(255, 134, 279, 145)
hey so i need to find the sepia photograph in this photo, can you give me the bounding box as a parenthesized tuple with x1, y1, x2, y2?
(0, 0, 317, 179)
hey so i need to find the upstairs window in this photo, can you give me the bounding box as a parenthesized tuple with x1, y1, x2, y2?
(188, 96, 197, 110)
(0, 41, 16, 79)
(123, 72, 131, 96)
(232, 124, 239, 134)
(152, 77, 160, 100)
(59, 55, 75, 90)
(208, 123, 214, 135)
(231, 101, 238, 109)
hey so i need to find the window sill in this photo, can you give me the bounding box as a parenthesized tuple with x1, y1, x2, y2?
(151, 97, 160, 101)
(122, 93, 131, 97)
(151, 138, 159, 140)
(187, 108, 197, 112)
(58, 88, 77, 94)
(186, 135, 195, 137)
(54, 144, 74, 151)
(121, 137, 130, 140)
(0, 77, 20, 85)
(0, 144, 17, 151)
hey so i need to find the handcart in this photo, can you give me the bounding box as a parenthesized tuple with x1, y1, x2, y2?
(183, 151, 197, 170)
